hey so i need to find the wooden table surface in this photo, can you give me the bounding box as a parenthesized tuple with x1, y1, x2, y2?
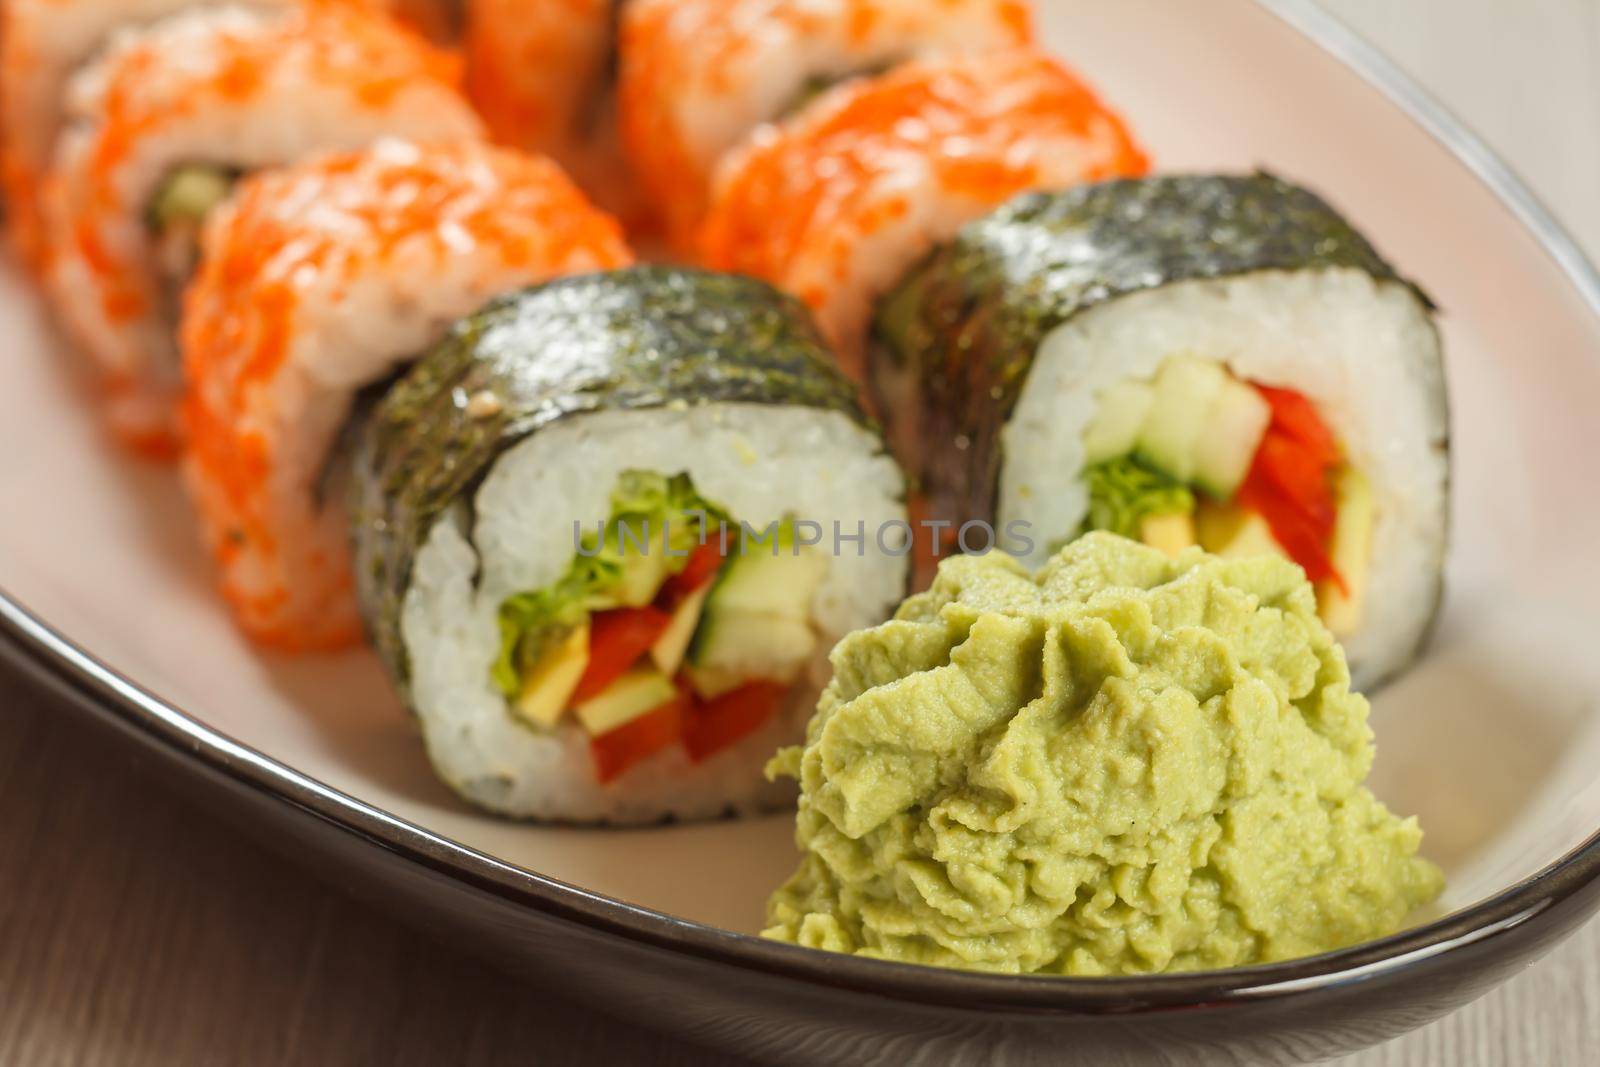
(4, 2, 1600, 1064)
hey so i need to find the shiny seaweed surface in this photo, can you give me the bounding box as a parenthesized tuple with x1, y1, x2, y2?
(349, 266, 868, 689)
(868, 172, 1438, 528)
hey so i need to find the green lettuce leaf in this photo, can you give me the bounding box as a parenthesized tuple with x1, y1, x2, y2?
(1082, 457, 1195, 540)
(491, 471, 730, 697)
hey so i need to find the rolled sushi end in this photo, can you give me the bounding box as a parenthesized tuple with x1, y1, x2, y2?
(697, 47, 1149, 373)
(871, 174, 1448, 690)
(353, 268, 909, 822)
(618, 0, 1037, 248)
(45, 2, 482, 456)
(179, 138, 633, 652)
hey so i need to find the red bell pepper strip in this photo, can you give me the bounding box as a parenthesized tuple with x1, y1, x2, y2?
(1246, 431, 1337, 541)
(1238, 384, 1346, 591)
(1236, 473, 1339, 586)
(1255, 385, 1341, 467)
(573, 606, 672, 703)
(590, 689, 689, 784)
(683, 681, 787, 763)
(658, 536, 725, 606)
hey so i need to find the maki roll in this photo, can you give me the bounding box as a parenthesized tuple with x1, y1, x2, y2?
(350, 267, 909, 822)
(0, 0, 306, 271)
(182, 138, 632, 652)
(45, 3, 484, 457)
(618, 0, 1035, 248)
(871, 174, 1448, 689)
(699, 48, 1148, 375)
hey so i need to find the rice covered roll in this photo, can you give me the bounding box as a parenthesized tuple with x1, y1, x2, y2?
(619, 0, 1034, 248)
(350, 267, 909, 822)
(388, 0, 462, 41)
(871, 173, 1448, 689)
(464, 0, 644, 227)
(45, 3, 483, 457)
(182, 139, 631, 652)
(0, 0, 310, 271)
(698, 48, 1148, 375)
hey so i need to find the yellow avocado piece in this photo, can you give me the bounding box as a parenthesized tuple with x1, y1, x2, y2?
(513, 622, 590, 729)
(1317, 467, 1374, 637)
(684, 664, 747, 701)
(1138, 511, 1196, 558)
(1195, 498, 1286, 560)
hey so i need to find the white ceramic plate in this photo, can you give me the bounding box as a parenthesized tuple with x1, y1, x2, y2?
(4, 0, 1600, 1014)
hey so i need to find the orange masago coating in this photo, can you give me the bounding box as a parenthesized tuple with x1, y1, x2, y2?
(45, 2, 479, 460)
(2, 0, 299, 273)
(466, 0, 612, 160)
(1, 1, 415, 274)
(699, 47, 1149, 378)
(465, 0, 650, 230)
(182, 140, 633, 651)
(620, 0, 1035, 250)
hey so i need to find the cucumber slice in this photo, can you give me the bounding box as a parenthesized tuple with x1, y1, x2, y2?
(512, 623, 589, 729)
(1083, 380, 1154, 464)
(1135, 356, 1228, 482)
(574, 666, 677, 736)
(147, 163, 236, 232)
(687, 522, 827, 678)
(691, 611, 816, 678)
(649, 584, 710, 675)
(1317, 466, 1374, 636)
(703, 535, 827, 618)
(1192, 378, 1271, 500)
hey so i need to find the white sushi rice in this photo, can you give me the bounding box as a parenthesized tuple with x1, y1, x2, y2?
(1001, 269, 1448, 690)
(402, 402, 909, 823)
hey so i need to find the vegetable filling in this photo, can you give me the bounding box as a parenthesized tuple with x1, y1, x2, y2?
(783, 59, 900, 119)
(146, 162, 240, 332)
(1079, 355, 1372, 634)
(494, 470, 827, 783)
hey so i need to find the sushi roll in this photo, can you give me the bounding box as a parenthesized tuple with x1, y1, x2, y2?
(871, 174, 1448, 689)
(698, 48, 1148, 375)
(350, 267, 909, 822)
(181, 138, 632, 652)
(619, 0, 1036, 247)
(0, 0, 307, 272)
(463, 0, 644, 227)
(44, 3, 484, 457)
(388, 0, 462, 41)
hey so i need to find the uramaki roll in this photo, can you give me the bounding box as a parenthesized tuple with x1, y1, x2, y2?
(463, 0, 646, 228)
(619, 0, 1035, 248)
(0, 0, 306, 272)
(698, 48, 1148, 377)
(182, 138, 631, 652)
(45, 3, 483, 457)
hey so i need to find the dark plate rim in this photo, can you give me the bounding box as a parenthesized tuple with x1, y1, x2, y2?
(5, 0, 1600, 1018)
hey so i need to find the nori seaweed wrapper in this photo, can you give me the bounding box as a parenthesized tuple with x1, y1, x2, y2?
(351, 265, 872, 689)
(868, 171, 1439, 529)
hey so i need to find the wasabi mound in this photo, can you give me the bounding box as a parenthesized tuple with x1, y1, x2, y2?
(763, 533, 1442, 976)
